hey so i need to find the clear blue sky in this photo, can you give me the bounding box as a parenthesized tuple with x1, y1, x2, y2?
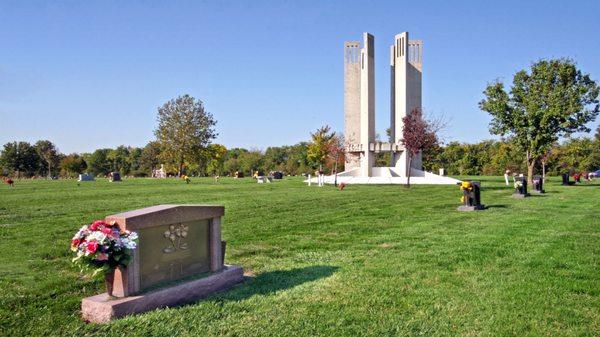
(1, 1, 599, 154)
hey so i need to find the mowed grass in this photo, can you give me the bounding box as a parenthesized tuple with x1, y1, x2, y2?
(0, 176, 598, 337)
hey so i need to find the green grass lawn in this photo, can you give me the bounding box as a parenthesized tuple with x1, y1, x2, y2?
(0, 176, 598, 336)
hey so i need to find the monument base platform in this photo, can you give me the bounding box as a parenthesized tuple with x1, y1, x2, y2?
(82, 265, 243, 323)
(306, 167, 461, 185)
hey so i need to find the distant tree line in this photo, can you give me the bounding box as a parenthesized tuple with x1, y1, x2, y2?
(0, 140, 317, 178)
(2, 127, 598, 179)
(422, 127, 600, 176)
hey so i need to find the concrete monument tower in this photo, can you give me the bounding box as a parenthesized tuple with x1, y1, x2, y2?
(312, 31, 459, 185)
(390, 32, 423, 176)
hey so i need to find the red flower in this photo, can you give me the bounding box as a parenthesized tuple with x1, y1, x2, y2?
(86, 241, 98, 254)
(102, 227, 112, 235)
(71, 238, 80, 247)
(90, 220, 105, 231)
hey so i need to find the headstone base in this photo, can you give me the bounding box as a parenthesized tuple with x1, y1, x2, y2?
(457, 205, 485, 211)
(512, 193, 530, 199)
(81, 265, 243, 324)
(531, 189, 545, 194)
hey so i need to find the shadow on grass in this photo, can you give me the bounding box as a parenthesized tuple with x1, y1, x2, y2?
(481, 186, 514, 191)
(220, 265, 339, 301)
(485, 205, 508, 209)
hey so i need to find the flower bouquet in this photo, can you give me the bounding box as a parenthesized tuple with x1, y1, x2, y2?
(514, 180, 523, 191)
(71, 220, 138, 296)
(182, 174, 191, 184)
(459, 181, 473, 204)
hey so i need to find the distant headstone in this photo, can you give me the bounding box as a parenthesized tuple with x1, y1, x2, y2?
(81, 205, 243, 323)
(109, 172, 121, 182)
(273, 171, 283, 179)
(78, 173, 95, 182)
(532, 175, 544, 193)
(152, 164, 167, 179)
(439, 168, 445, 176)
(561, 173, 570, 185)
(457, 181, 484, 211)
(512, 176, 530, 198)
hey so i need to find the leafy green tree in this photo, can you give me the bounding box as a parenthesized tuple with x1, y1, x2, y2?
(205, 144, 227, 176)
(307, 125, 336, 170)
(139, 141, 162, 175)
(557, 137, 596, 172)
(107, 146, 131, 173)
(263, 146, 289, 171)
(60, 154, 87, 177)
(0, 141, 41, 178)
(85, 149, 112, 176)
(480, 59, 599, 185)
(237, 150, 264, 176)
(34, 140, 60, 178)
(222, 148, 248, 176)
(128, 147, 143, 174)
(154, 94, 217, 176)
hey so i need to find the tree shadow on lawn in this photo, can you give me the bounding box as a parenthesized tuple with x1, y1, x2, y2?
(219, 265, 339, 302)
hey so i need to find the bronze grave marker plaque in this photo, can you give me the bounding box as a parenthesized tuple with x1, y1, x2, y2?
(138, 219, 210, 291)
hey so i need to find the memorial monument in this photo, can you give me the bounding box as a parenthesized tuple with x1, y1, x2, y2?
(310, 32, 460, 185)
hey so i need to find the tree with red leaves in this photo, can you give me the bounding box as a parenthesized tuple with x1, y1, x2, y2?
(402, 108, 439, 187)
(326, 134, 345, 186)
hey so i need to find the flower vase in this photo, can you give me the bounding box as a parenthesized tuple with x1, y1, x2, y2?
(105, 269, 115, 297)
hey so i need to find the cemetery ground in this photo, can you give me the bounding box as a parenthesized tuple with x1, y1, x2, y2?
(0, 177, 598, 337)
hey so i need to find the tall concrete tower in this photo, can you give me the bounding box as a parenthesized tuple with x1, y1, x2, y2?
(344, 33, 375, 176)
(390, 32, 423, 177)
(343, 41, 361, 171)
(360, 33, 375, 177)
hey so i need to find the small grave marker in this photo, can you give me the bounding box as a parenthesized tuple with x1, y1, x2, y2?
(512, 176, 530, 198)
(457, 181, 484, 211)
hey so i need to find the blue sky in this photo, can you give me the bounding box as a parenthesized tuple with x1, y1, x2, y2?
(1, 1, 599, 153)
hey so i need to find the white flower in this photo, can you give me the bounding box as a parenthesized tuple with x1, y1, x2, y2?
(87, 231, 107, 244)
(128, 232, 138, 241)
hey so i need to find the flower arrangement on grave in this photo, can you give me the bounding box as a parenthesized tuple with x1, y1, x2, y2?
(459, 181, 473, 203)
(71, 220, 138, 296)
(182, 174, 191, 184)
(514, 180, 523, 190)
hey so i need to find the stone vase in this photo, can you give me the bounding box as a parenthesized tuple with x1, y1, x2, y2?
(105, 269, 115, 297)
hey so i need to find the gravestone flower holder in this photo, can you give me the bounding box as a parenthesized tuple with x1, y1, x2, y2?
(532, 175, 544, 194)
(457, 181, 484, 211)
(80, 205, 243, 323)
(512, 177, 530, 198)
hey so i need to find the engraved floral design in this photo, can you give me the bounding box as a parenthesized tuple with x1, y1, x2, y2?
(163, 224, 189, 253)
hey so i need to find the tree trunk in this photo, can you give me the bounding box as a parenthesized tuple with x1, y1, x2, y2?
(405, 155, 412, 188)
(178, 152, 184, 177)
(527, 159, 536, 187)
(542, 161, 546, 184)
